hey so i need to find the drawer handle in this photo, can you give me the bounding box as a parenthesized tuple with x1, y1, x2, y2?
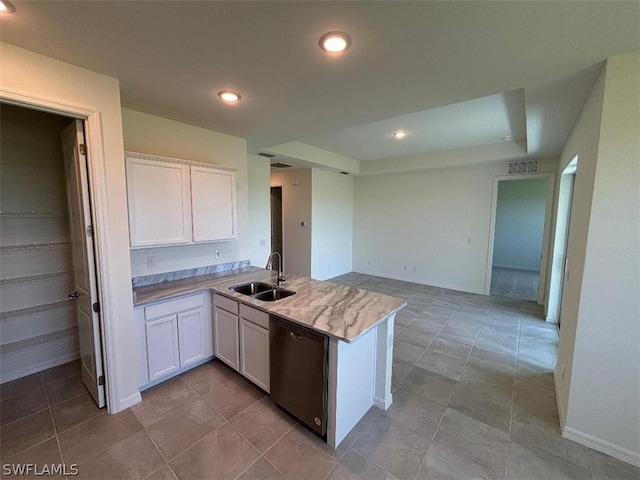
(288, 331, 303, 340)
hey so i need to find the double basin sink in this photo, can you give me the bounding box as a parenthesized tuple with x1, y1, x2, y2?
(229, 281, 296, 302)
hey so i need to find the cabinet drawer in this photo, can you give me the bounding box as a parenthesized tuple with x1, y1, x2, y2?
(240, 304, 269, 329)
(145, 293, 204, 320)
(213, 293, 238, 315)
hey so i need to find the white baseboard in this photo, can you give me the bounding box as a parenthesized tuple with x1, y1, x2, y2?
(554, 369, 639, 467)
(116, 392, 142, 412)
(563, 426, 640, 468)
(374, 393, 393, 411)
(492, 264, 541, 272)
(352, 269, 485, 295)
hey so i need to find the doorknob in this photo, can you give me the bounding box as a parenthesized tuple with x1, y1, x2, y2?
(68, 292, 79, 299)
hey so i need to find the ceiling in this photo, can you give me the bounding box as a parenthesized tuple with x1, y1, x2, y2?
(1, 1, 638, 172)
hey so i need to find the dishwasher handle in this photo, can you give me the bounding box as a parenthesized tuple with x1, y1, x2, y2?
(288, 331, 303, 340)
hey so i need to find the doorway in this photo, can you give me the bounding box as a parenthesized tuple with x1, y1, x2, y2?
(270, 186, 284, 272)
(486, 174, 554, 304)
(0, 103, 106, 407)
(547, 157, 578, 325)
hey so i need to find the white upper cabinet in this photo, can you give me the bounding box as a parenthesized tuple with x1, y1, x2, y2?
(126, 156, 192, 247)
(125, 152, 237, 248)
(191, 166, 237, 242)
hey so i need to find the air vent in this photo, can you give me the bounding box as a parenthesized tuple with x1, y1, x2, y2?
(258, 152, 275, 158)
(270, 162, 292, 168)
(508, 160, 539, 175)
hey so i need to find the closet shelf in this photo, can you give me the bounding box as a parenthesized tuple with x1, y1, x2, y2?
(0, 271, 73, 287)
(0, 242, 71, 253)
(0, 327, 78, 354)
(0, 212, 67, 218)
(0, 300, 74, 322)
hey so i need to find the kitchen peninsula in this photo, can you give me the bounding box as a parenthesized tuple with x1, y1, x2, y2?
(133, 266, 406, 448)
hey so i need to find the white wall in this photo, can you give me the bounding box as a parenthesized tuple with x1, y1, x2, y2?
(122, 109, 250, 276)
(492, 178, 549, 271)
(311, 169, 354, 280)
(558, 50, 640, 465)
(247, 154, 272, 267)
(270, 168, 312, 277)
(354, 161, 559, 293)
(0, 42, 138, 412)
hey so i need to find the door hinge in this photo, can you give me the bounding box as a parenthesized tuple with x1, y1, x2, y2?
(86, 225, 94, 237)
(79, 143, 87, 155)
(93, 302, 100, 313)
(98, 375, 105, 386)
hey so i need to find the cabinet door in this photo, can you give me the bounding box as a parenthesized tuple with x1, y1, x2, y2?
(146, 315, 180, 381)
(239, 318, 270, 392)
(177, 308, 207, 368)
(213, 306, 239, 370)
(191, 167, 237, 242)
(126, 156, 192, 247)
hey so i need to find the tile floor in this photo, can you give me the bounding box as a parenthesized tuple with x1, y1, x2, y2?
(1, 273, 638, 479)
(490, 267, 539, 302)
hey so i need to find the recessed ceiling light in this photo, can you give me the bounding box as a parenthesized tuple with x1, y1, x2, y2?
(319, 31, 352, 53)
(393, 130, 408, 139)
(0, 0, 15, 13)
(217, 91, 241, 103)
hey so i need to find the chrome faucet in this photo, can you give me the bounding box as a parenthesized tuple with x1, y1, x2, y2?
(265, 252, 285, 285)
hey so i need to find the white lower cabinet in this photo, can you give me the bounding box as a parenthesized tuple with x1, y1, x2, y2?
(239, 303, 270, 391)
(136, 292, 213, 388)
(213, 294, 270, 392)
(145, 315, 180, 381)
(213, 306, 240, 370)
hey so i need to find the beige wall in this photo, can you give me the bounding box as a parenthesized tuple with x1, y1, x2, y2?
(553, 67, 605, 428)
(122, 109, 250, 276)
(558, 50, 640, 463)
(0, 42, 138, 412)
(353, 159, 557, 294)
(247, 154, 272, 267)
(311, 169, 354, 280)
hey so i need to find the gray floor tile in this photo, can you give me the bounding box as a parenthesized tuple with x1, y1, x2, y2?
(434, 408, 509, 478)
(352, 413, 431, 480)
(588, 449, 640, 479)
(417, 442, 501, 480)
(507, 441, 592, 479)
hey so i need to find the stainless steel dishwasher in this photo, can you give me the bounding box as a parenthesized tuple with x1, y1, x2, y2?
(269, 315, 328, 437)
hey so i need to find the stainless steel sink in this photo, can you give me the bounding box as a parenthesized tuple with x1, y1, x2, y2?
(253, 288, 296, 302)
(229, 282, 274, 295)
(229, 282, 296, 302)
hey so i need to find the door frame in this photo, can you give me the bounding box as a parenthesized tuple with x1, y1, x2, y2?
(484, 172, 556, 305)
(270, 184, 285, 272)
(1, 89, 116, 411)
(547, 157, 578, 324)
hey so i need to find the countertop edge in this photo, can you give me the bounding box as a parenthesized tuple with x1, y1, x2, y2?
(132, 269, 407, 343)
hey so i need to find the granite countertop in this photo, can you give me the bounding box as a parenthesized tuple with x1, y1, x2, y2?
(133, 268, 406, 342)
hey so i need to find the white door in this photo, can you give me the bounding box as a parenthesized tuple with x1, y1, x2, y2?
(61, 120, 106, 408)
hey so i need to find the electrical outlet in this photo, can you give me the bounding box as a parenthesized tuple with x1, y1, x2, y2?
(214, 249, 221, 259)
(260, 239, 266, 247)
(146, 256, 156, 268)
